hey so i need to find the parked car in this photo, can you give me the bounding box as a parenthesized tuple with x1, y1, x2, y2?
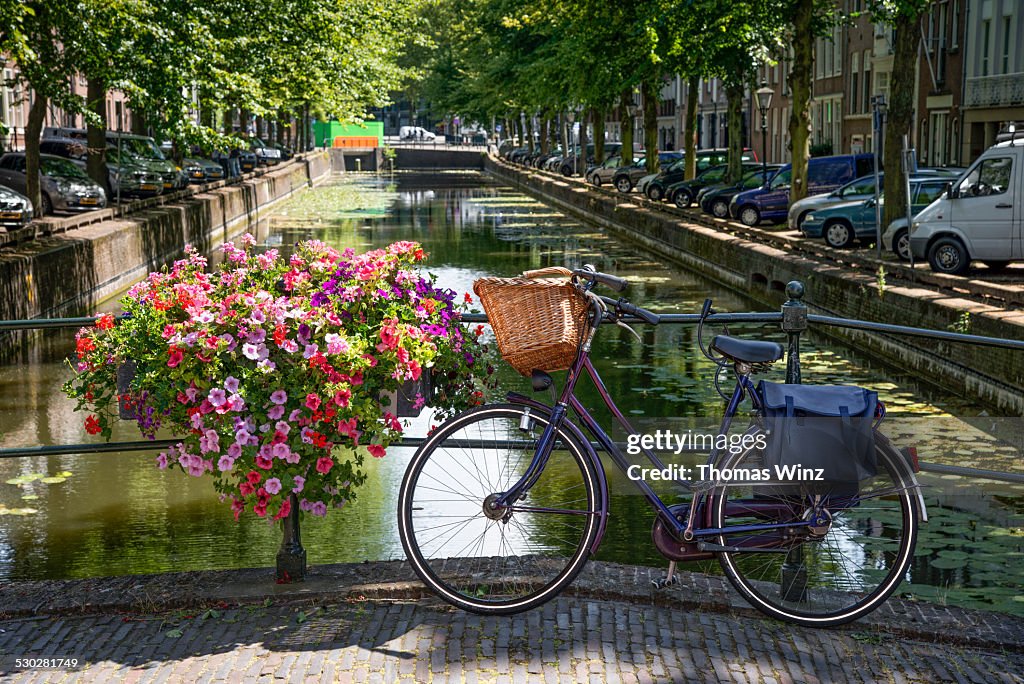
(272, 143, 294, 161)
(699, 166, 784, 218)
(612, 152, 684, 193)
(44, 127, 186, 191)
(0, 185, 33, 229)
(663, 162, 763, 207)
(909, 140, 1022, 275)
(787, 167, 963, 230)
(39, 136, 164, 198)
(587, 154, 628, 186)
(800, 175, 951, 248)
(729, 154, 876, 226)
(248, 136, 282, 166)
(0, 152, 107, 215)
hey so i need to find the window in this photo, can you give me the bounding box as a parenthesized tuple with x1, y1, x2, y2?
(951, 1, 959, 49)
(982, 20, 990, 76)
(851, 53, 860, 114)
(863, 51, 872, 113)
(930, 112, 949, 166)
(915, 182, 947, 206)
(1002, 16, 1011, 74)
(957, 157, 1012, 197)
(840, 176, 878, 197)
(770, 168, 792, 189)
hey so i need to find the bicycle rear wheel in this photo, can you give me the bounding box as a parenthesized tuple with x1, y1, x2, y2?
(711, 433, 919, 627)
(398, 403, 602, 614)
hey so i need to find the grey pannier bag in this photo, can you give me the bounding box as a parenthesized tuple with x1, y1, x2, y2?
(757, 381, 879, 494)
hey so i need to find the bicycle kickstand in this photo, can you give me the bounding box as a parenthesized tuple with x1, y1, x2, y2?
(651, 561, 681, 589)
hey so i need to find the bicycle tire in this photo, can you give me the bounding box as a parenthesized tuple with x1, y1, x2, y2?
(711, 432, 919, 627)
(398, 403, 602, 615)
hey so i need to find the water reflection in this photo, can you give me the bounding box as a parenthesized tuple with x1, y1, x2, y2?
(0, 173, 1021, 615)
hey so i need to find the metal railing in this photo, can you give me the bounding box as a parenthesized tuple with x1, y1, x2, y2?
(4, 281, 1024, 578)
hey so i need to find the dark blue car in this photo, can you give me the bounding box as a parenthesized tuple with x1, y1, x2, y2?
(729, 154, 875, 226)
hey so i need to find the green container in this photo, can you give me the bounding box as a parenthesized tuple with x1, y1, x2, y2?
(313, 120, 384, 148)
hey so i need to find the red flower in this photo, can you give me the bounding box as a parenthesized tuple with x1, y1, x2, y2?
(274, 497, 292, 520)
(316, 456, 334, 474)
(75, 336, 96, 359)
(94, 313, 115, 330)
(305, 393, 321, 411)
(246, 471, 262, 485)
(368, 444, 386, 459)
(255, 455, 273, 470)
(239, 481, 255, 496)
(464, 293, 473, 304)
(475, 325, 485, 337)
(84, 415, 102, 435)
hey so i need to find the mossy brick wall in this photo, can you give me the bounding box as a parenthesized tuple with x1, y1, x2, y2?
(0, 153, 331, 331)
(486, 158, 1024, 414)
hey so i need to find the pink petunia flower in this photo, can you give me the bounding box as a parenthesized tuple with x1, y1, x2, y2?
(270, 390, 288, 405)
(292, 475, 305, 493)
(264, 477, 282, 495)
(315, 457, 333, 474)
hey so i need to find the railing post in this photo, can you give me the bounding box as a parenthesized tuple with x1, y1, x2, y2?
(781, 281, 807, 385)
(780, 280, 808, 602)
(277, 493, 306, 582)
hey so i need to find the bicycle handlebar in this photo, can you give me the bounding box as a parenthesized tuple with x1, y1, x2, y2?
(572, 266, 628, 292)
(599, 296, 661, 325)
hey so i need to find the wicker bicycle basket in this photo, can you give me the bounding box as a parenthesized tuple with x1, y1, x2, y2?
(473, 268, 590, 376)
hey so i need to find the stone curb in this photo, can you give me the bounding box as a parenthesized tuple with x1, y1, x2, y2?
(1, 560, 1021, 653)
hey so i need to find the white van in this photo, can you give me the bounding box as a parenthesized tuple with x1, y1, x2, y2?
(398, 126, 436, 142)
(910, 139, 1021, 275)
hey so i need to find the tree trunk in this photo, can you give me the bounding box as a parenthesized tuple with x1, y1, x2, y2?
(883, 11, 918, 231)
(559, 112, 569, 155)
(240, 109, 251, 136)
(642, 79, 658, 172)
(538, 117, 548, 155)
(593, 108, 606, 164)
(684, 75, 699, 180)
(726, 80, 744, 184)
(787, 0, 814, 204)
(25, 91, 47, 213)
(619, 89, 634, 165)
(223, 108, 234, 135)
(525, 114, 535, 153)
(86, 78, 108, 190)
(578, 109, 589, 173)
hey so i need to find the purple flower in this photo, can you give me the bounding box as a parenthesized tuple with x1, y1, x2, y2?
(208, 388, 227, 407)
(264, 477, 282, 495)
(303, 343, 319, 359)
(242, 343, 260, 360)
(224, 376, 240, 393)
(267, 404, 285, 420)
(218, 455, 235, 472)
(292, 475, 305, 493)
(270, 390, 288, 405)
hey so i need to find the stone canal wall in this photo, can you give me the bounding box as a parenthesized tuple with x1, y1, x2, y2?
(485, 157, 1024, 414)
(0, 153, 331, 330)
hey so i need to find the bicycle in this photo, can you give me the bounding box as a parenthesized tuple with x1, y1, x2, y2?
(397, 267, 926, 627)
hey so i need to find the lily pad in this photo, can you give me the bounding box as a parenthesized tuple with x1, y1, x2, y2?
(928, 556, 969, 570)
(39, 477, 67, 484)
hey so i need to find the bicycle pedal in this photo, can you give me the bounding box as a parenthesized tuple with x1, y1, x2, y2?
(651, 574, 682, 590)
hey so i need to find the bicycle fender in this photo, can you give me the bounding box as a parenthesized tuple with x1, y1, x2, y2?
(507, 392, 610, 552)
(876, 433, 928, 523)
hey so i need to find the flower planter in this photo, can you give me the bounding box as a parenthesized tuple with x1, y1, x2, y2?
(116, 360, 137, 420)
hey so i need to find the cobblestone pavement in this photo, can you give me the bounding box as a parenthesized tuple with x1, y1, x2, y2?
(2, 594, 1024, 684)
(1, 560, 1023, 683)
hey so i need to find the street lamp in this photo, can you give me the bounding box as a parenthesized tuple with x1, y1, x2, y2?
(871, 94, 887, 257)
(566, 109, 576, 176)
(755, 80, 774, 186)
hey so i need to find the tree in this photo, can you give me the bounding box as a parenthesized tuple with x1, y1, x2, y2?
(867, 0, 931, 232)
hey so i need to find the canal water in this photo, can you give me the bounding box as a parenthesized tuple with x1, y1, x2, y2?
(1, 172, 1022, 615)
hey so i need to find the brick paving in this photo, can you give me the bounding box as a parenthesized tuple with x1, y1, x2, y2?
(1, 561, 1023, 683)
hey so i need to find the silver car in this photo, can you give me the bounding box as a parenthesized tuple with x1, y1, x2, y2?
(0, 153, 107, 215)
(0, 185, 33, 229)
(788, 174, 881, 230)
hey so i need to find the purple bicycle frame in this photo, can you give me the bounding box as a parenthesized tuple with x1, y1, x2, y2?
(494, 349, 809, 553)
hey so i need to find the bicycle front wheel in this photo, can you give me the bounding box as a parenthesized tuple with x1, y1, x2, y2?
(398, 403, 602, 614)
(712, 434, 919, 627)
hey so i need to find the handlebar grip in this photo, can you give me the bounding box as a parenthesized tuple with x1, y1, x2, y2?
(700, 298, 714, 318)
(618, 299, 661, 325)
(575, 269, 628, 292)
